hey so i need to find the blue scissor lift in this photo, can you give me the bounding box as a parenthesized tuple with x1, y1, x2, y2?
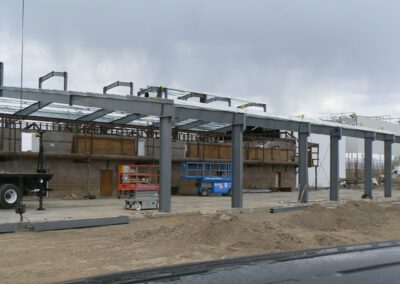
(181, 162, 232, 196)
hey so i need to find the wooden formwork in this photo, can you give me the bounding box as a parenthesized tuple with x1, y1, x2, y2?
(186, 142, 296, 163)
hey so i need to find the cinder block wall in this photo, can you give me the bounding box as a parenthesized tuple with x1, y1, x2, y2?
(0, 128, 297, 197)
(243, 165, 296, 189)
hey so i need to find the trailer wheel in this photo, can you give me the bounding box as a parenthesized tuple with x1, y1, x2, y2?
(135, 202, 142, 211)
(0, 184, 22, 209)
(200, 188, 209, 196)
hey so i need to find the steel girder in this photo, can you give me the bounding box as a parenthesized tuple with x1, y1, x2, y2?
(0, 86, 399, 143)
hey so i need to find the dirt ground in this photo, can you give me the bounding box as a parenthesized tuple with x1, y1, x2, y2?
(1, 200, 400, 283)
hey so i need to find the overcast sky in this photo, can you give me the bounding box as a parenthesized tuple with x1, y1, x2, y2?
(1, 0, 400, 117)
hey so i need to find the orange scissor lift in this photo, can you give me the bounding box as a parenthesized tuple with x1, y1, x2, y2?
(118, 164, 160, 210)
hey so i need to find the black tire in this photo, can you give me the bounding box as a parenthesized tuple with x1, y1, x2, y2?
(200, 188, 209, 197)
(0, 183, 22, 209)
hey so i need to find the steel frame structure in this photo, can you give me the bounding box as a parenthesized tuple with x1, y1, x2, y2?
(1, 63, 399, 212)
(38, 71, 68, 91)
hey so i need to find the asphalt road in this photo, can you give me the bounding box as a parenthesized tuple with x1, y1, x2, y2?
(62, 241, 400, 284)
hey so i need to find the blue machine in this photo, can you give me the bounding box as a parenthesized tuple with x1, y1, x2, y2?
(181, 162, 232, 196)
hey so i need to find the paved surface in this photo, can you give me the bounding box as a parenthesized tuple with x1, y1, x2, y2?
(62, 242, 400, 283)
(1, 188, 398, 224)
(176, 246, 400, 284)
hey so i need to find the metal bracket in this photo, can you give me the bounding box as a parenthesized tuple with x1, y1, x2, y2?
(103, 81, 133, 95)
(178, 92, 208, 102)
(232, 113, 246, 131)
(298, 123, 311, 135)
(332, 127, 343, 139)
(205, 96, 232, 107)
(138, 86, 168, 99)
(38, 71, 68, 91)
(365, 132, 376, 140)
(384, 134, 395, 143)
(237, 102, 267, 112)
(160, 104, 175, 118)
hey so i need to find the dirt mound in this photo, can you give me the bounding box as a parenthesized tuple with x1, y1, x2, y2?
(133, 213, 304, 253)
(3, 201, 400, 283)
(283, 201, 389, 231)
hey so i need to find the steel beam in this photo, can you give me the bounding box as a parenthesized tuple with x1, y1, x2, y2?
(330, 128, 342, 201)
(77, 109, 113, 122)
(1, 87, 400, 144)
(103, 81, 133, 95)
(2, 87, 170, 117)
(211, 125, 233, 133)
(159, 116, 172, 212)
(38, 71, 68, 91)
(384, 135, 395, 198)
(364, 133, 375, 198)
(205, 97, 231, 106)
(137, 86, 168, 99)
(237, 102, 267, 112)
(270, 205, 308, 213)
(231, 114, 244, 208)
(14, 101, 51, 116)
(175, 107, 234, 125)
(0, 223, 15, 234)
(178, 92, 207, 102)
(31, 216, 129, 232)
(175, 120, 205, 130)
(111, 114, 145, 124)
(246, 117, 303, 133)
(298, 124, 310, 203)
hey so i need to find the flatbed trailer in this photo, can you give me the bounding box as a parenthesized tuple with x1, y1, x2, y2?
(0, 172, 53, 209)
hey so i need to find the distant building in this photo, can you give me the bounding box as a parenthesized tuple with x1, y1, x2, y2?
(311, 114, 400, 186)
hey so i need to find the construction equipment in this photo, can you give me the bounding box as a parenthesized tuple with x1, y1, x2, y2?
(118, 164, 159, 210)
(181, 162, 232, 196)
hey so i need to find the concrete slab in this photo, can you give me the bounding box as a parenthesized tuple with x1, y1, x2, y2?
(0, 188, 398, 225)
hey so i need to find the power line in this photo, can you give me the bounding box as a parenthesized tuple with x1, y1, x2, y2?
(19, 0, 25, 109)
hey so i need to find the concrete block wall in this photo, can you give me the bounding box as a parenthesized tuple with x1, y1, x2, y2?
(0, 127, 297, 197)
(145, 138, 186, 159)
(0, 129, 73, 154)
(243, 165, 296, 190)
(0, 155, 297, 197)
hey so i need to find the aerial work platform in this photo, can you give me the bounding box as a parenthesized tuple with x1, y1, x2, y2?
(181, 162, 232, 196)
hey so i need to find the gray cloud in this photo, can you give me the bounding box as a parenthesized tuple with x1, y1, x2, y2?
(1, 0, 400, 116)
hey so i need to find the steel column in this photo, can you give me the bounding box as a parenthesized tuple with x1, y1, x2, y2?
(384, 136, 394, 197)
(0, 62, 3, 87)
(298, 124, 310, 203)
(329, 128, 342, 201)
(232, 123, 243, 208)
(159, 116, 172, 212)
(63, 72, 68, 91)
(364, 133, 375, 198)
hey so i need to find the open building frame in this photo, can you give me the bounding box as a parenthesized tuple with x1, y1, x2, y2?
(0, 62, 399, 212)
